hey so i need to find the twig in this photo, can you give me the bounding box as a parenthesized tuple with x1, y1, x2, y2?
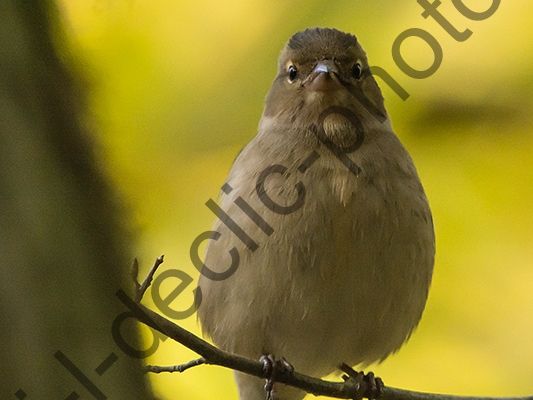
(145, 358, 206, 374)
(131, 258, 140, 293)
(130, 257, 533, 400)
(135, 255, 164, 302)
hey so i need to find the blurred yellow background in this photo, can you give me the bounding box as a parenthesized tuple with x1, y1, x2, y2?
(58, 1, 533, 399)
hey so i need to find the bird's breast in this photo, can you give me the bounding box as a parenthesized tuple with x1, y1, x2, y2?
(197, 129, 434, 373)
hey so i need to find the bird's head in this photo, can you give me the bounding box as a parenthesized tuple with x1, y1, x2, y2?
(262, 28, 387, 130)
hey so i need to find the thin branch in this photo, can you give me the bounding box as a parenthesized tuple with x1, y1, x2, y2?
(135, 254, 164, 302)
(130, 257, 533, 400)
(131, 258, 140, 294)
(145, 358, 206, 374)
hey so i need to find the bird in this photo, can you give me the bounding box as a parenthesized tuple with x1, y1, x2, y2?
(196, 27, 435, 400)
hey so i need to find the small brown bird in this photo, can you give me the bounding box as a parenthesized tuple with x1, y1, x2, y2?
(197, 28, 435, 400)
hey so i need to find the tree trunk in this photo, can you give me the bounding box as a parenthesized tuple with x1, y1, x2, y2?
(0, 1, 153, 398)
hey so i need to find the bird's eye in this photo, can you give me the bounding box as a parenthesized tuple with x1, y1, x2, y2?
(288, 65, 298, 82)
(352, 63, 363, 80)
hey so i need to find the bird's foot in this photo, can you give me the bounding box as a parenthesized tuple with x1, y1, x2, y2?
(340, 363, 384, 400)
(260, 354, 294, 400)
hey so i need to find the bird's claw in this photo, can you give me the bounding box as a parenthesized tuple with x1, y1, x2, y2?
(260, 354, 294, 400)
(340, 363, 384, 400)
(362, 371, 383, 399)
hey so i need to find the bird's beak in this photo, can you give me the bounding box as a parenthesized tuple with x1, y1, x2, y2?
(306, 61, 342, 92)
(313, 63, 331, 74)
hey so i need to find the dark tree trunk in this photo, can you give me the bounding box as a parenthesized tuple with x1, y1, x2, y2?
(0, 1, 153, 398)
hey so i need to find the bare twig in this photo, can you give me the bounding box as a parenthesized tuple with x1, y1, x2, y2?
(131, 258, 140, 293)
(130, 257, 533, 400)
(135, 255, 164, 302)
(145, 358, 206, 374)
